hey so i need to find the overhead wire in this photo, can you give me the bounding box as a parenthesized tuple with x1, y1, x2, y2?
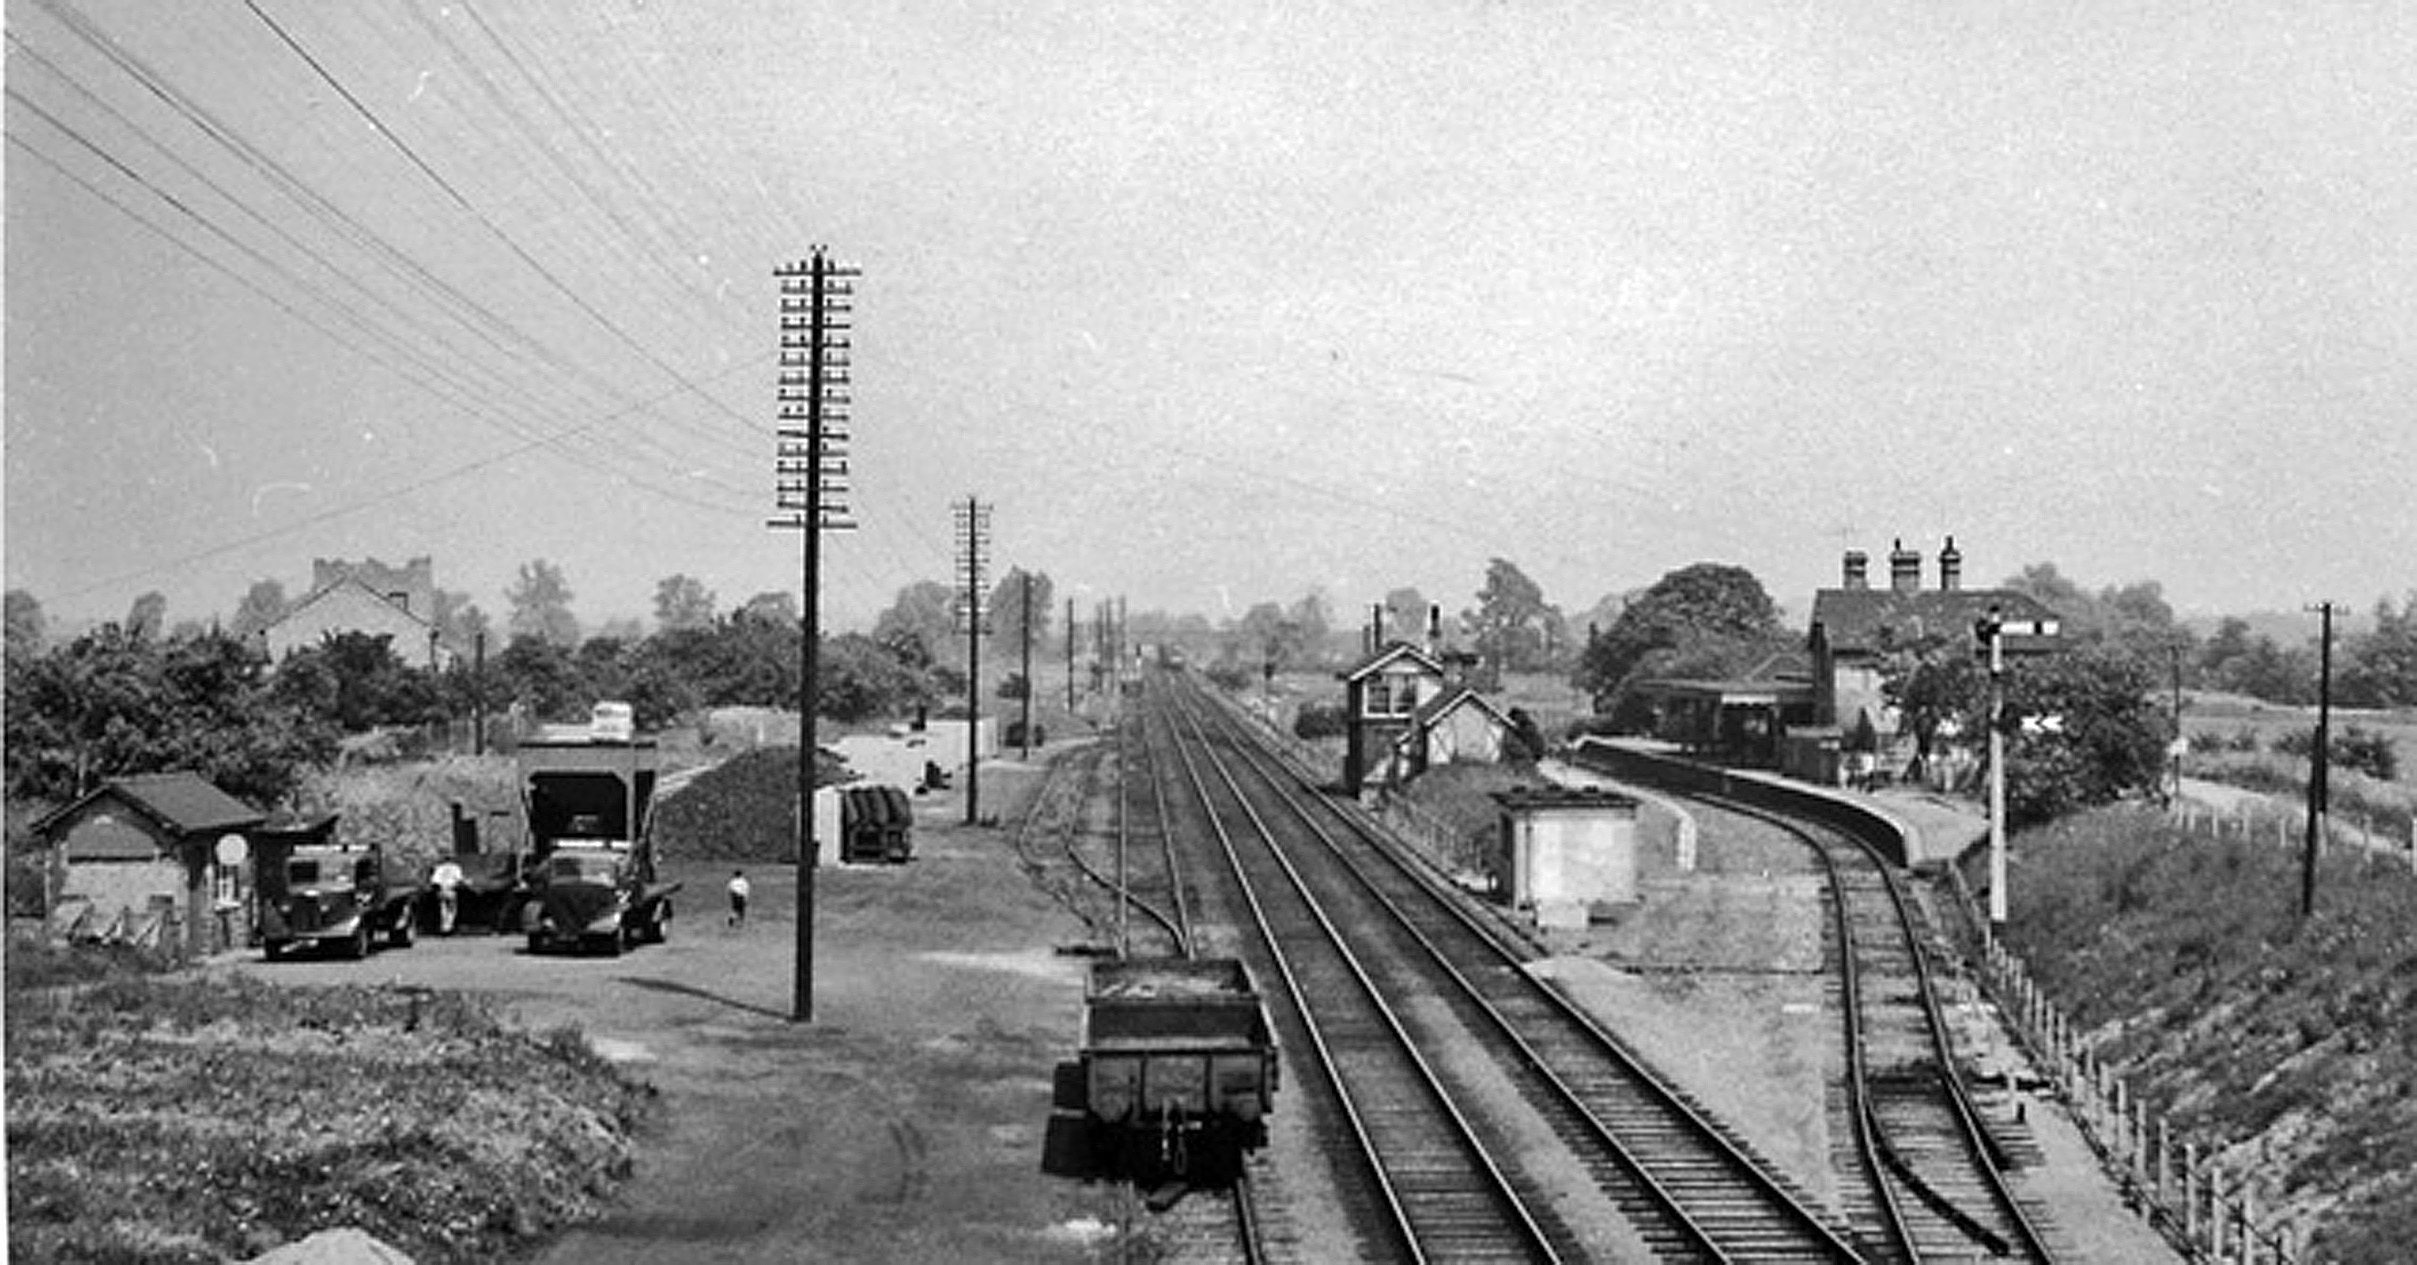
(24, 0, 756, 486)
(237, 0, 772, 440)
(29, 0, 785, 498)
(3, 80, 758, 507)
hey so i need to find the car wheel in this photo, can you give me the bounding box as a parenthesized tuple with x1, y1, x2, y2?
(263, 939, 287, 962)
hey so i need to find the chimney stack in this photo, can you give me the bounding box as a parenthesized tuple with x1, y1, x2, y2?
(1888, 538, 1921, 594)
(1938, 536, 1963, 591)
(1842, 550, 1870, 591)
(1425, 604, 1442, 656)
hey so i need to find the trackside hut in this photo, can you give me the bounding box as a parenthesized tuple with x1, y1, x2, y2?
(1393, 685, 1519, 780)
(36, 772, 266, 958)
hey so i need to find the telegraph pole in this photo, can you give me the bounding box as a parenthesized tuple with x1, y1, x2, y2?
(2170, 642, 2186, 806)
(2303, 601, 2335, 919)
(770, 248, 858, 1024)
(1019, 576, 1035, 760)
(955, 497, 992, 826)
(1065, 597, 1077, 711)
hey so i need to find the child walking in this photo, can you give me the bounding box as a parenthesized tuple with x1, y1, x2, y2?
(726, 869, 751, 928)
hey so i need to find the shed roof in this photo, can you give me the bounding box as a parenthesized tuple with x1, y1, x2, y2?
(35, 772, 265, 840)
(1409, 685, 1513, 731)
(1808, 588, 2063, 656)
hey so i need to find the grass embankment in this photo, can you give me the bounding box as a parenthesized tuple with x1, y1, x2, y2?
(1997, 807, 2417, 1264)
(5, 942, 652, 1265)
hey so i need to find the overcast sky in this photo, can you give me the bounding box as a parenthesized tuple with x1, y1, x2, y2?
(8, 1, 2415, 637)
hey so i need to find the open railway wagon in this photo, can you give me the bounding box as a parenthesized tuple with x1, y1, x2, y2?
(514, 714, 681, 954)
(1044, 957, 1278, 1189)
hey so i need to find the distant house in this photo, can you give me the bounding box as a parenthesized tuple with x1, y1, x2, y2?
(35, 773, 266, 958)
(1805, 538, 2063, 780)
(261, 556, 452, 668)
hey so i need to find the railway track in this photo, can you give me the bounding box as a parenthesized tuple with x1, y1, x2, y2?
(1679, 793, 2062, 1263)
(1156, 679, 1564, 1262)
(1153, 672, 1872, 1262)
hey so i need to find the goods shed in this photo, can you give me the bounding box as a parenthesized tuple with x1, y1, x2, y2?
(36, 772, 265, 957)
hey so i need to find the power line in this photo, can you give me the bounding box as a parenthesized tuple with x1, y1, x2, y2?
(20, 2, 772, 487)
(239, 0, 769, 440)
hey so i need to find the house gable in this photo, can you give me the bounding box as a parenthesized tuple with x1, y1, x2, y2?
(263, 576, 451, 667)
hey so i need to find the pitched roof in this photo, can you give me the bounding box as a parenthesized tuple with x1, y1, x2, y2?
(36, 772, 265, 840)
(1337, 640, 1445, 683)
(1808, 588, 2063, 656)
(270, 574, 442, 637)
(1408, 685, 1513, 731)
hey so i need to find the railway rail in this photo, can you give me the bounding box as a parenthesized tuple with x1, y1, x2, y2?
(1682, 792, 2062, 1263)
(1153, 671, 1873, 1262)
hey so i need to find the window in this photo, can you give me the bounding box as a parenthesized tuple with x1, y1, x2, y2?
(1365, 672, 1422, 718)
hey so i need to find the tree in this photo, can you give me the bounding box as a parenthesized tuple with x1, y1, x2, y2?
(738, 591, 799, 626)
(505, 560, 580, 646)
(818, 632, 930, 723)
(5, 626, 333, 804)
(229, 579, 288, 639)
(1466, 557, 1559, 674)
(1574, 563, 1788, 722)
(432, 588, 489, 652)
(494, 634, 585, 721)
(653, 574, 717, 632)
(4, 589, 45, 658)
(1877, 631, 1986, 782)
(987, 569, 1055, 656)
(872, 581, 957, 670)
(1996, 643, 2169, 827)
(1286, 590, 1334, 667)
(272, 631, 440, 732)
(1380, 587, 1429, 646)
(2340, 592, 2417, 709)
(126, 591, 167, 640)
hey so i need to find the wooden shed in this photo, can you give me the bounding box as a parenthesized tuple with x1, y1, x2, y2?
(35, 773, 265, 958)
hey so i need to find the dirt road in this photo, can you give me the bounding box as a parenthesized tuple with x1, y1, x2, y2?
(226, 813, 1123, 1264)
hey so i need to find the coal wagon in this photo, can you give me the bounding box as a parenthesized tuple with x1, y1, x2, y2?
(1054, 956, 1278, 1187)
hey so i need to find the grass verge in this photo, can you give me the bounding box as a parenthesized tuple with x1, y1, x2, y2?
(1996, 806, 2417, 1264)
(5, 939, 653, 1264)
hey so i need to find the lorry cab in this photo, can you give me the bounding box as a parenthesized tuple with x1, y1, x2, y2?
(516, 705, 679, 954)
(256, 837, 424, 961)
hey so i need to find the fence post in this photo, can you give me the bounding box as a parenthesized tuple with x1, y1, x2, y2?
(2184, 1142, 2200, 1245)
(2210, 1164, 2229, 1261)
(2157, 1115, 2172, 1209)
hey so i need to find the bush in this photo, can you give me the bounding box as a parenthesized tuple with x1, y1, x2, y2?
(1291, 700, 1348, 742)
(1203, 663, 1254, 693)
(2272, 725, 2401, 782)
(1003, 720, 1046, 748)
(2337, 726, 2400, 782)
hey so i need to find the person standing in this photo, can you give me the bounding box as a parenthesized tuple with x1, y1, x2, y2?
(726, 869, 751, 928)
(431, 859, 465, 935)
